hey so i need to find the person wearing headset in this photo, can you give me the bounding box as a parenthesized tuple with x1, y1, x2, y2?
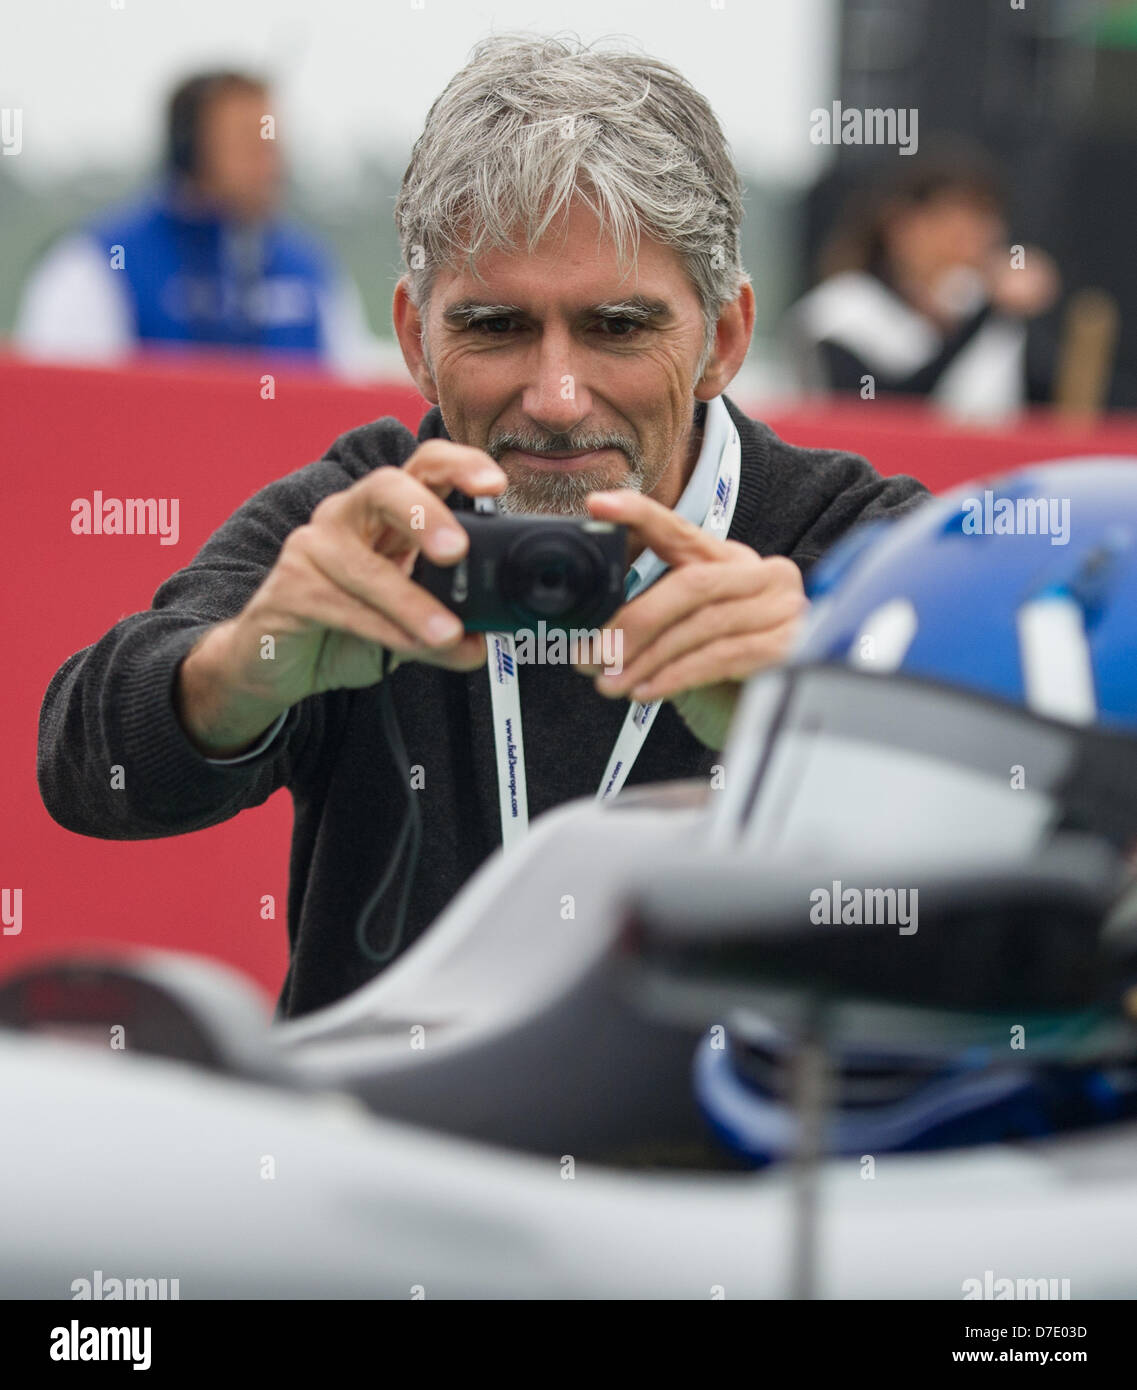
(13, 69, 385, 380)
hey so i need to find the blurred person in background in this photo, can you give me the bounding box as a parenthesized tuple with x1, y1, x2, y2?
(13, 69, 385, 380)
(783, 146, 1062, 420)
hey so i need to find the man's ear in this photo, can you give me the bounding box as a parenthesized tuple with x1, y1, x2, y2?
(392, 277, 439, 404)
(695, 281, 756, 402)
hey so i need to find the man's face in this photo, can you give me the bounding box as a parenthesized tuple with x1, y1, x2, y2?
(194, 87, 282, 223)
(416, 199, 711, 515)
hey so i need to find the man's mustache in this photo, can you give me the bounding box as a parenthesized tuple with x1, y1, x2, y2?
(488, 433, 639, 463)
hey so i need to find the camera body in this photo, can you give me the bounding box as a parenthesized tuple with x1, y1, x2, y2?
(412, 512, 628, 633)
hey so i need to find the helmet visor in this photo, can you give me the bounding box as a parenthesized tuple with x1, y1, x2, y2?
(711, 665, 1137, 867)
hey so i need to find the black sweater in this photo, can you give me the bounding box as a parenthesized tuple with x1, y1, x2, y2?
(37, 395, 929, 1018)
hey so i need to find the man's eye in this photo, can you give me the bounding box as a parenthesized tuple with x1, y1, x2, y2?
(465, 316, 643, 337)
(596, 317, 642, 337)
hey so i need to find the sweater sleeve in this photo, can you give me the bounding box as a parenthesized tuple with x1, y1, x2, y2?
(36, 466, 336, 840)
(779, 448, 931, 577)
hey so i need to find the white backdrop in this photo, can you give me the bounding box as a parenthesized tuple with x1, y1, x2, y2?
(2, 0, 837, 193)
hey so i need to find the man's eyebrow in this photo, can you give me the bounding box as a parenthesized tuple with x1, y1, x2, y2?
(591, 297, 673, 322)
(441, 301, 524, 324)
(441, 296, 673, 325)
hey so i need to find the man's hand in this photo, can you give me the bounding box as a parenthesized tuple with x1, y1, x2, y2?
(175, 441, 507, 757)
(575, 490, 808, 750)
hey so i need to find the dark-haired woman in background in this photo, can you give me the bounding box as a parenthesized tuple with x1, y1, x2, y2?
(784, 151, 1061, 421)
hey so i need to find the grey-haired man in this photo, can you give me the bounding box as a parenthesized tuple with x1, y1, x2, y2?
(38, 34, 928, 1018)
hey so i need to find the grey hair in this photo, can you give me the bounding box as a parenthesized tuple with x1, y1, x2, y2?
(394, 31, 750, 385)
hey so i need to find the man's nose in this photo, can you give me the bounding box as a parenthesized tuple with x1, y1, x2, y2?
(520, 322, 594, 432)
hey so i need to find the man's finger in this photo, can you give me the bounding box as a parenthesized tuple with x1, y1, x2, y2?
(392, 632, 488, 674)
(598, 588, 806, 697)
(324, 469, 459, 563)
(296, 524, 467, 649)
(404, 439, 509, 499)
(597, 551, 777, 670)
(586, 489, 724, 566)
(324, 444, 507, 562)
(623, 626, 799, 703)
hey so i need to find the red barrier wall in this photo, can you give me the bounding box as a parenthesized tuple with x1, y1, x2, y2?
(761, 398, 1137, 489)
(4, 349, 1137, 1000)
(1, 350, 432, 1002)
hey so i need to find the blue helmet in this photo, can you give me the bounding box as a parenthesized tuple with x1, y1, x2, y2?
(702, 456, 1137, 867)
(798, 458, 1137, 733)
(689, 457, 1137, 1164)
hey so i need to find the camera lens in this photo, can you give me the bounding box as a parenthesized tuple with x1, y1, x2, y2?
(501, 528, 603, 622)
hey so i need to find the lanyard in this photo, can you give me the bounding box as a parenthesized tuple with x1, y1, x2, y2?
(486, 402, 742, 851)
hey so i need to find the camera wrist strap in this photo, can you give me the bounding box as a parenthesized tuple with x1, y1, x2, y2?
(486, 412, 742, 852)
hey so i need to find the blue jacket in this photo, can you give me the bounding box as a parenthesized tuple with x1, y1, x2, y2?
(85, 178, 335, 356)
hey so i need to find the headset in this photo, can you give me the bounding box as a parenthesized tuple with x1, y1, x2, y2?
(166, 70, 269, 180)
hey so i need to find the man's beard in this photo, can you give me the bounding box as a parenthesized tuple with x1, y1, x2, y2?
(486, 429, 657, 516)
(495, 465, 628, 516)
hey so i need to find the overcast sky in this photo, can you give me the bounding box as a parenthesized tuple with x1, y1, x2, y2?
(3, 0, 838, 191)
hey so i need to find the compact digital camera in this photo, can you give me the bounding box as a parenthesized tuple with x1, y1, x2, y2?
(412, 512, 628, 633)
